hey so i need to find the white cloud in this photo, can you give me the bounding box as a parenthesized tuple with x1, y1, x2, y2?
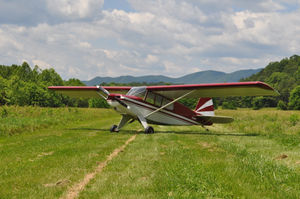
(32, 59, 53, 69)
(0, 0, 300, 80)
(163, 61, 182, 75)
(145, 54, 159, 64)
(46, 0, 104, 19)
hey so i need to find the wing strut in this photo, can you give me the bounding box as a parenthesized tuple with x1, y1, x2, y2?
(145, 90, 194, 118)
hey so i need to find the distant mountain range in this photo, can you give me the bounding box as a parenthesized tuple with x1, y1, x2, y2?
(82, 68, 262, 86)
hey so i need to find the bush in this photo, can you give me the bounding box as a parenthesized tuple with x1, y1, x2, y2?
(288, 86, 300, 110)
(88, 98, 109, 108)
(252, 97, 264, 110)
(1, 107, 8, 118)
(222, 101, 237, 110)
(277, 100, 287, 110)
(289, 114, 299, 126)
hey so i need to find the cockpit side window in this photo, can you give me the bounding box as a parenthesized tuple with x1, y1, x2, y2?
(145, 91, 174, 111)
(155, 95, 162, 106)
(145, 91, 155, 104)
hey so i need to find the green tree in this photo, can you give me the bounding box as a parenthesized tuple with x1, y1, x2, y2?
(64, 78, 85, 86)
(222, 101, 237, 110)
(39, 68, 64, 86)
(11, 62, 34, 81)
(88, 98, 109, 108)
(252, 97, 264, 110)
(277, 100, 287, 110)
(288, 86, 300, 110)
(0, 76, 8, 105)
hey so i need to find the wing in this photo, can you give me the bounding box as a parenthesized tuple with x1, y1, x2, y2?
(146, 81, 279, 99)
(103, 86, 131, 94)
(48, 86, 131, 98)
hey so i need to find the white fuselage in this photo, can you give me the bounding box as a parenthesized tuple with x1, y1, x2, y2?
(108, 96, 199, 126)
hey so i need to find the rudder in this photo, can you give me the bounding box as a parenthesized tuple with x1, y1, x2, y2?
(194, 98, 214, 116)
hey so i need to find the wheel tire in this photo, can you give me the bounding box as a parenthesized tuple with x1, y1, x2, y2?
(145, 126, 154, 134)
(110, 125, 118, 133)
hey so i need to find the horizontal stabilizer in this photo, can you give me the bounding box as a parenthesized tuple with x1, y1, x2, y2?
(196, 115, 234, 124)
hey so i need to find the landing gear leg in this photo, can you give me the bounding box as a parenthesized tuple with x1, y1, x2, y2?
(137, 115, 154, 134)
(201, 125, 209, 132)
(110, 115, 132, 133)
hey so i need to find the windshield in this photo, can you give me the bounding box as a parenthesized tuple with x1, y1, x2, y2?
(126, 86, 146, 98)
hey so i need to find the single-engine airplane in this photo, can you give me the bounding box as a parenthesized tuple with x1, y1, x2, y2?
(48, 82, 278, 134)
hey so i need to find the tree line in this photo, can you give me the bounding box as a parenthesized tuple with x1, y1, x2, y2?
(0, 55, 299, 110)
(238, 55, 300, 110)
(0, 62, 107, 108)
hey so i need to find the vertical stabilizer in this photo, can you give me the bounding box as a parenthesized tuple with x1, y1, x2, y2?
(194, 98, 214, 116)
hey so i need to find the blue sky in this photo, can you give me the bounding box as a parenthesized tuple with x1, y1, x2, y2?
(103, 0, 133, 12)
(0, 0, 300, 80)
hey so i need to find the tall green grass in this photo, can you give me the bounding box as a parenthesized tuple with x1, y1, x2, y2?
(216, 109, 300, 147)
(0, 106, 91, 136)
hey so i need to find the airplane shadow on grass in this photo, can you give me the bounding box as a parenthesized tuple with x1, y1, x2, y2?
(67, 127, 259, 137)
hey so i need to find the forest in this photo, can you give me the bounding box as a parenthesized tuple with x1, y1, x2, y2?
(0, 62, 107, 108)
(0, 55, 299, 110)
(235, 54, 299, 110)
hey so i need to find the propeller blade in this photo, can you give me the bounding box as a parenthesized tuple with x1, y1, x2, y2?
(97, 85, 110, 99)
(114, 97, 128, 108)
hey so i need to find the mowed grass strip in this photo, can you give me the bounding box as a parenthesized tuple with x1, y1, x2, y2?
(79, 131, 300, 198)
(79, 109, 300, 199)
(0, 108, 134, 199)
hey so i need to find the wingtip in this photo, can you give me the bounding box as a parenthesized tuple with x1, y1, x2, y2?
(255, 81, 280, 96)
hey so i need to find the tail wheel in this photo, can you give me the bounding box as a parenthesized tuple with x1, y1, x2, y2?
(145, 126, 154, 134)
(110, 125, 118, 133)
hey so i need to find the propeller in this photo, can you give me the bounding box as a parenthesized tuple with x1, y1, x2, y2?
(97, 85, 128, 108)
(113, 97, 128, 108)
(96, 85, 110, 99)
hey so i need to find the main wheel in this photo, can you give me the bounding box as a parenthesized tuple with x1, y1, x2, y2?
(145, 126, 154, 134)
(110, 125, 118, 133)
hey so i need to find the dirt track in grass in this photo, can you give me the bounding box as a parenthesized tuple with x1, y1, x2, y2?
(62, 134, 137, 199)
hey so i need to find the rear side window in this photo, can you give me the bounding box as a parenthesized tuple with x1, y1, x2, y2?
(161, 98, 174, 110)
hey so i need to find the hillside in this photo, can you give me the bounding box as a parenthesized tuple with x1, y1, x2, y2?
(241, 55, 300, 107)
(83, 69, 262, 85)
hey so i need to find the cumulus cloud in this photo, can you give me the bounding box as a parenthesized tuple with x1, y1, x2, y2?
(0, 0, 104, 26)
(0, 0, 300, 79)
(145, 54, 159, 64)
(46, 0, 104, 19)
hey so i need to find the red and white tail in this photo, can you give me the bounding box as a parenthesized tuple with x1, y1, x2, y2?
(194, 98, 214, 116)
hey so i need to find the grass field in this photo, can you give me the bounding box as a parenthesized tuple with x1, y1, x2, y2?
(0, 107, 300, 198)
